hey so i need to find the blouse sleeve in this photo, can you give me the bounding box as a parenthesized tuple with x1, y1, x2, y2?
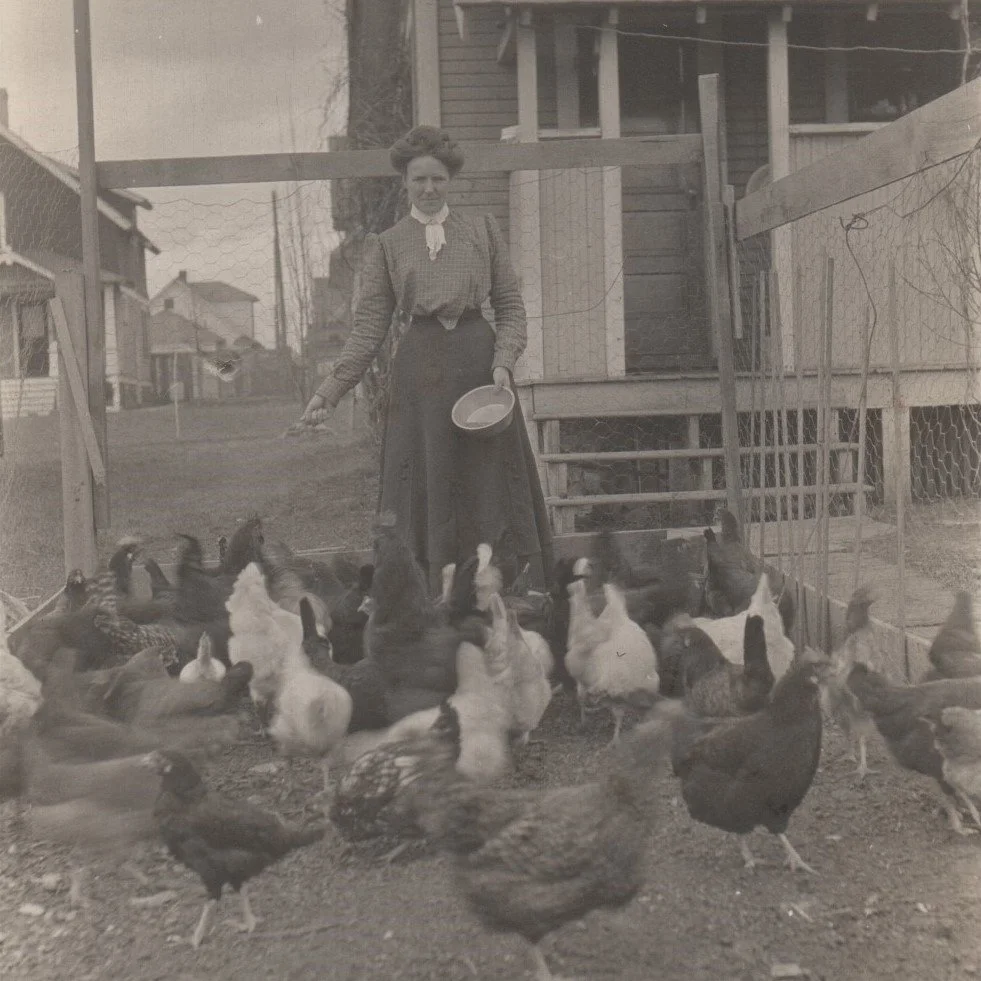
(485, 214, 528, 375)
(315, 233, 396, 408)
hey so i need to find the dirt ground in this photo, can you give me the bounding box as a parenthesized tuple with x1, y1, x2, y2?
(1, 693, 979, 981)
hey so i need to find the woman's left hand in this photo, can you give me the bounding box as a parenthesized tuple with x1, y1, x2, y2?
(492, 367, 511, 391)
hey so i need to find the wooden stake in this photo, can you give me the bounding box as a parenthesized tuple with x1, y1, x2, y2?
(73, 0, 109, 528)
(888, 261, 909, 680)
(818, 256, 835, 651)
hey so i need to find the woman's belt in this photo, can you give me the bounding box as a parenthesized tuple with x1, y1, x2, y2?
(409, 309, 483, 330)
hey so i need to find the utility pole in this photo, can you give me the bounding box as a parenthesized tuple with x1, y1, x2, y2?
(272, 190, 287, 352)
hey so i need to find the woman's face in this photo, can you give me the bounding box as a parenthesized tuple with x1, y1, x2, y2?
(404, 155, 451, 215)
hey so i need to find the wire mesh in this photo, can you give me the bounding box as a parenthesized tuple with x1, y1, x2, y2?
(735, 142, 981, 670)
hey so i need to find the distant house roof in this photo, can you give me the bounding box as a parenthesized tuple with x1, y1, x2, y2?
(189, 281, 259, 304)
(149, 310, 225, 352)
(0, 123, 160, 253)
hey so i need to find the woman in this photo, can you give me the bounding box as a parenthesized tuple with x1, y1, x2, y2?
(299, 126, 553, 589)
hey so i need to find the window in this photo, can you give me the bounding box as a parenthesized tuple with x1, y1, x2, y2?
(17, 302, 50, 378)
(164, 298, 174, 310)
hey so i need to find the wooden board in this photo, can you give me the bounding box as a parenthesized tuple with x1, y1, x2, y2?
(736, 75, 981, 240)
(97, 137, 703, 189)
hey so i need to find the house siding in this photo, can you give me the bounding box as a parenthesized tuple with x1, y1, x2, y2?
(437, 0, 513, 240)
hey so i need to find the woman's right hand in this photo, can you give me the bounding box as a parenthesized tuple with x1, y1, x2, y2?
(300, 393, 333, 426)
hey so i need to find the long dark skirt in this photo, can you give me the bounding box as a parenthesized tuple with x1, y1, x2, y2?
(378, 311, 554, 590)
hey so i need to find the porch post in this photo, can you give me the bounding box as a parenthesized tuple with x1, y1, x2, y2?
(512, 8, 544, 384)
(599, 7, 625, 378)
(412, 0, 442, 126)
(767, 8, 795, 372)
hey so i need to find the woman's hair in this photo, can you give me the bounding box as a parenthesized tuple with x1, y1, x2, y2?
(390, 126, 465, 177)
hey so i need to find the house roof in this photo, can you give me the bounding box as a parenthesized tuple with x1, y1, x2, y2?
(149, 309, 225, 351)
(46, 157, 153, 211)
(189, 281, 259, 304)
(0, 124, 159, 254)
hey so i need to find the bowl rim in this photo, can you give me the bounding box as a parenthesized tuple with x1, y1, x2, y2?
(451, 384, 516, 431)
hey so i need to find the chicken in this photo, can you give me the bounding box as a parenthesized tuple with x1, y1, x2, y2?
(418, 704, 680, 981)
(653, 614, 724, 699)
(671, 651, 824, 873)
(547, 557, 592, 690)
(267, 627, 354, 792)
(55, 568, 90, 613)
(83, 538, 142, 612)
(142, 556, 177, 606)
(485, 593, 552, 746)
(691, 572, 795, 680)
(923, 591, 981, 681)
(817, 586, 881, 779)
(684, 613, 774, 718)
(144, 749, 326, 947)
(91, 608, 182, 673)
(179, 632, 227, 683)
(226, 562, 304, 725)
(327, 563, 374, 664)
(929, 707, 981, 830)
(364, 521, 464, 722)
(329, 700, 461, 849)
(846, 663, 981, 835)
(299, 597, 389, 733)
(566, 580, 660, 744)
(0, 623, 42, 798)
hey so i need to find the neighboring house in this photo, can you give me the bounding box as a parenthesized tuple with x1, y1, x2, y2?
(147, 309, 229, 401)
(389, 0, 977, 527)
(0, 93, 157, 416)
(150, 270, 258, 346)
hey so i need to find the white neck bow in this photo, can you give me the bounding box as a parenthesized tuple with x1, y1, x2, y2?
(411, 204, 449, 261)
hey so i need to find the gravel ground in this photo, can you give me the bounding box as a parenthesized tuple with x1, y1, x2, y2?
(1, 694, 979, 981)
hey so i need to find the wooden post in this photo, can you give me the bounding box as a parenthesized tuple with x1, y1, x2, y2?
(599, 8, 626, 378)
(699, 73, 744, 528)
(554, 18, 581, 131)
(767, 10, 795, 374)
(55, 271, 98, 577)
(412, 0, 442, 126)
(887, 260, 910, 678)
(817, 256, 834, 651)
(511, 10, 545, 385)
(73, 0, 109, 527)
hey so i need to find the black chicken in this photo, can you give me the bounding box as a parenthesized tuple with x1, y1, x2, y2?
(144, 749, 326, 947)
(299, 597, 388, 732)
(418, 706, 680, 981)
(85, 538, 143, 611)
(327, 563, 374, 664)
(847, 663, 981, 834)
(655, 614, 726, 699)
(922, 591, 981, 681)
(671, 650, 824, 873)
(683, 614, 775, 717)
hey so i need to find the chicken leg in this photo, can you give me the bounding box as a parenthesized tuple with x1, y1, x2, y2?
(609, 706, 625, 746)
(855, 737, 876, 781)
(739, 838, 759, 871)
(528, 940, 579, 981)
(777, 833, 817, 874)
(191, 898, 218, 948)
(230, 884, 259, 933)
(940, 793, 978, 836)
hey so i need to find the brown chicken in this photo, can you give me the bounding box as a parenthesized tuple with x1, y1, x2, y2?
(928, 707, 981, 831)
(419, 704, 680, 981)
(817, 586, 881, 779)
(922, 591, 981, 681)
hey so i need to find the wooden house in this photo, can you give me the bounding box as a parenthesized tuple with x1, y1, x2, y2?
(150, 271, 259, 345)
(0, 101, 157, 416)
(405, 0, 977, 528)
(147, 309, 229, 401)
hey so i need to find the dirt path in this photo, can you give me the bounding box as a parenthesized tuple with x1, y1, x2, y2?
(2, 692, 979, 981)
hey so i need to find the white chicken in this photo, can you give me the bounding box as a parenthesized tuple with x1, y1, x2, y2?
(178, 633, 226, 684)
(692, 572, 794, 680)
(485, 593, 551, 745)
(1, 621, 42, 740)
(226, 563, 304, 723)
(267, 638, 353, 792)
(566, 580, 660, 745)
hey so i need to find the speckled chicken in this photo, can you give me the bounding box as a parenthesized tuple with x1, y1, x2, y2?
(329, 700, 461, 848)
(929, 707, 981, 831)
(418, 705, 680, 981)
(817, 586, 881, 778)
(847, 662, 981, 834)
(145, 749, 326, 947)
(922, 591, 981, 681)
(671, 651, 824, 873)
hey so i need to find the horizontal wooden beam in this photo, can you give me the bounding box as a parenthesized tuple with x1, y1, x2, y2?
(97, 136, 703, 189)
(455, 0, 948, 6)
(736, 76, 981, 240)
(541, 442, 858, 463)
(547, 483, 872, 508)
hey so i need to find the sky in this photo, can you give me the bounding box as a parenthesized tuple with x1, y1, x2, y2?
(0, 0, 349, 346)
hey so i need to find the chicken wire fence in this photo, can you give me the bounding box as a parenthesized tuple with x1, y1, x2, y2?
(732, 142, 981, 668)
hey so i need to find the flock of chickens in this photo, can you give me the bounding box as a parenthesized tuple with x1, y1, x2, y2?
(1, 509, 980, 981)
